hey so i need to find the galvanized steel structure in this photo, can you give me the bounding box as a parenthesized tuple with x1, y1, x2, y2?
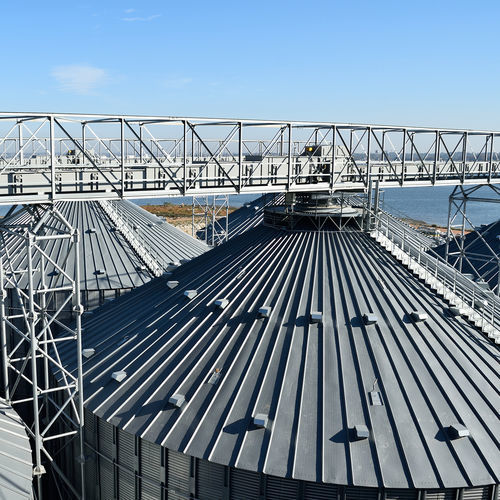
(1, 113, 500, 205)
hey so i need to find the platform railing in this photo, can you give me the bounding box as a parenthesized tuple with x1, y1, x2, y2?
(98, 200, 168, 277)
(370, 209, 500, 343)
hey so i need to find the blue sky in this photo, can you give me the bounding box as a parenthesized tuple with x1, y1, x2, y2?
(2, 0, 499, 129)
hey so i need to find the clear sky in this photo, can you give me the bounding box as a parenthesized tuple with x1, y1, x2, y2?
(2, 0, 499, 129)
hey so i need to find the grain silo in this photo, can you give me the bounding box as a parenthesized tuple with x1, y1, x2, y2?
(0, 199, 208, 317)
(57, 193, 500, 500)
(0, 398, 33, 500)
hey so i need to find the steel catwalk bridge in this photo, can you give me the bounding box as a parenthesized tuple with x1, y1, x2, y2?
(0, 112, 500, 204)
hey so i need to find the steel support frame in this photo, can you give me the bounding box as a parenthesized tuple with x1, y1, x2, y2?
(0, 204, 85, 499)
(445, 184, 500, 294)
(191, 195, 229, 246)
(0, 113, 499, 204)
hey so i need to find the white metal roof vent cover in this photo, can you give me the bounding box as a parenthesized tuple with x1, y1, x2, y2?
(448, 423, 470, 439)
(353, 424, 369, 440)
(82, 348, 95, 359)
(363, 313, 378, 325)
(411, 311, 428, 322)
(215, 299, 229, 310)
(258, 306, 272, 318)
(184, 290, 198, 300)
(169, 393, 185, 408)
(310, 311, 323, 324)
(167, 280, 179, 289)
(253, 413, 268, 429)
(94, 269, 106, 275)
(112, 371, 127, 382)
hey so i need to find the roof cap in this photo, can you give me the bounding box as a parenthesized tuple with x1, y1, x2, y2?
(363, 313, 378, 325)
(448, 423, 470, 439)
(215, 299, 229, 310)
(167, 280, 179, 289)
(111, 371, 127, 382)
(310, 311, 323, 324)
(258, 306, 272, 318)
(354, 424, 369, 440)
(82, 348, 95, 359)
(411, 311, 428, 322)
(169, 393, 185, 408)
(253, 413, 268, 428)
(184, 290, 197, 300)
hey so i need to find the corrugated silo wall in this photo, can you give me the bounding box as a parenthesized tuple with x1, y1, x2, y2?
(79, 411, 499, 500)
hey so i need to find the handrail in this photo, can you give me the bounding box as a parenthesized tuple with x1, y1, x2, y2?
(369, 208, 500, 344)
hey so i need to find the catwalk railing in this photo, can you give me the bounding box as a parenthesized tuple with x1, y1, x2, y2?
(371, 210, 500, 343)
(1, 113, 500, 204)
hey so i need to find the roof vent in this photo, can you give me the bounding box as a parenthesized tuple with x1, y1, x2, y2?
(94, 269, 106, 276)
(167, 280, 179, 289)
(111, 371, 127, 383)
(369, 391, 383, 406)
(136, 265, 148, 271)
(87, 228, 97, 234)
(310, 311, 323, 324)
(253, 413, 268, 428)
(258, 306, 272, 318)
(180, 258, 191, 264)
(363, 313, 378, 325)
(167, 262, 181, 271)
(208, 368, 222, 385)
(448, 423, 470, 439)
(411, 311, 428, 322)
(184, 290, 197, 300)
(169, 393, 185, 408)
(82, 348, 95, 359)
(215, 299, 229, 310)
(353, 424, 369, 440)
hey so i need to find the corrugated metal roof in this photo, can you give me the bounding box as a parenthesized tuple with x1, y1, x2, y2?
(0, 399, 32, 500)
(434, 220, 500, 291)
(59, 226, 500, 489)
(0, 200, 208, 291)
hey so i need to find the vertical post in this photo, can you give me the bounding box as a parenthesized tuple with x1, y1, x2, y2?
(50, 116, 55, 200)
(0, 258, 9, 401)
(211, 196, 216, 247)
(18, 122, 23, 166)
(330, 125, 336, 191)
(191, 197, 195, 238)
(139, 124, 143, 164)
(27, 234, 44, 497)
(445, 187, 455, 262)
(459, 196, 467, 272)
(287, 124, 292, 189)
(462, 132, 468, 183)
(366, 127, 371, 187)
(120, 118, 125, 197)
(401, 128, 407, 186)
(238, 122, 243, 193)
(82, 123, 86, 165)
(365, 176, 373, 231)
(374, 179, 380, 230)
(488, 133, 494, 183)
(73, 227, 86, 500)
(183, 121, 187, 195)
(433, 130, 440, 184)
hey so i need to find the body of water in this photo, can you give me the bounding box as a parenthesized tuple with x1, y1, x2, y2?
(136, 186, 500, 228)
(1, 187, 498, 228)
